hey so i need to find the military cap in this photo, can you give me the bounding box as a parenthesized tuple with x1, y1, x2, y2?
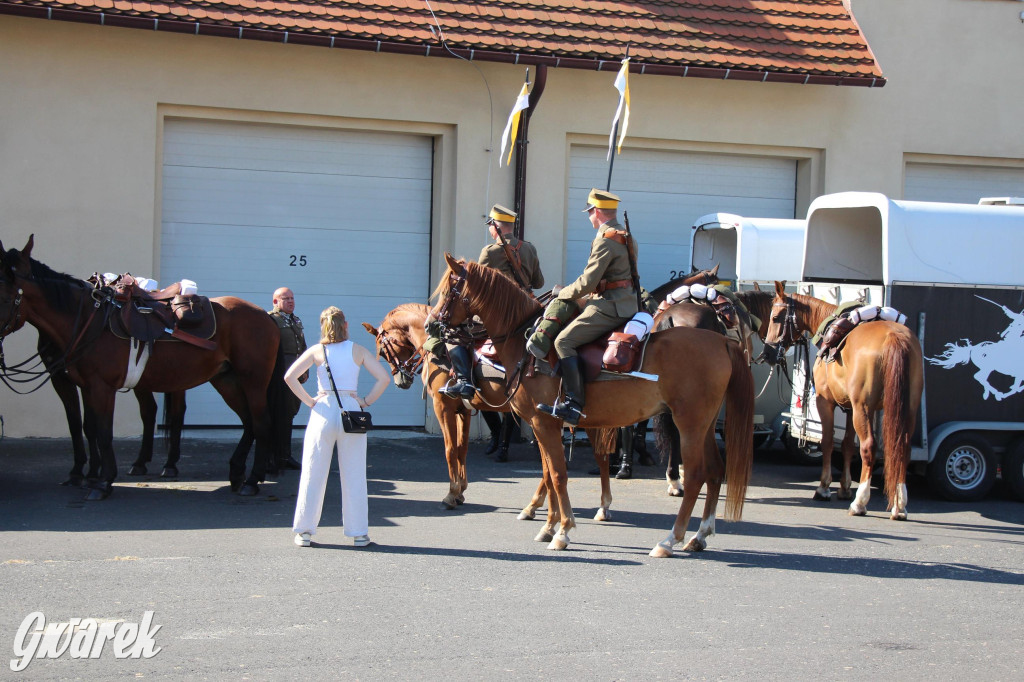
(582, 188, 621, 212)
(488, 204, 517, 224)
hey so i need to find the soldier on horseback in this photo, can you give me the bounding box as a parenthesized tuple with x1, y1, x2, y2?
(535, 189, 639, 426)
(426, 204, 544, 400)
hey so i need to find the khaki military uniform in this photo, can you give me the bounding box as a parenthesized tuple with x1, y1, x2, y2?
(554, 219, 639, 358)
(478, 236, 545, 290)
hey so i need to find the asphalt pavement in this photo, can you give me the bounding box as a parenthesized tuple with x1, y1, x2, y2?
(1, 431, 1022, 680)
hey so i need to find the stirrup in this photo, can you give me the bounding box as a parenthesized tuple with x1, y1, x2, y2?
(440, 380, 475, 399)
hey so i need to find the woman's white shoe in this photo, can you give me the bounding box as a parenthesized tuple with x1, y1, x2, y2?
(294, 532, 311, 547)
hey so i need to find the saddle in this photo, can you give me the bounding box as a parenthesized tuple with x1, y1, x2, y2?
(816, 303, 909, 363)
(106, 274, 217, 350)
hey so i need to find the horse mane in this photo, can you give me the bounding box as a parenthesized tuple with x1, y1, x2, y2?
(382, 302, 429, 330)
(447, 259, 540, 335)
(791, 292, 837, 332)
(735, 290, 773, 338)
(12, 253, 89, 314)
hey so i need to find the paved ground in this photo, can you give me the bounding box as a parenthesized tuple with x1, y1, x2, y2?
(1, 431, 1022, 680)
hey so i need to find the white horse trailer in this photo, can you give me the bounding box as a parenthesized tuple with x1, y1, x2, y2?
(690, 213, 805, 450)
(787, 192, 1024, 501)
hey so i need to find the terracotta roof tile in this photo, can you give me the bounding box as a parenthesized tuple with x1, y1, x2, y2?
(0, 0, 885, 83)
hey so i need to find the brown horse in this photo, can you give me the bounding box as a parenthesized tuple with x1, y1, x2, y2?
(761, 281, 924, 519)
(0, 236, 281, 500)
(362, 303, 621, 519)
(429, 254, 754, 556)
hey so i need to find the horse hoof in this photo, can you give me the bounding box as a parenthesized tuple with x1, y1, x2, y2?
(128, 465, 147, 476)
(594, 508, 611, 522)
(848, 506, 867, 517)
(455, 496, 465, 505)
(812, 491, 831, 501)
(60, 476, 84, 488)
(890, 511, 908, 521)
(667, 486, 683, 497)
(838, 490, 854, 501)
(534, 529, 554, 543)
(517, 509, 536, 521)
(547, 534, 569, 551)
(441, 498, 457, 510)
(683, 537, 707, 552)
(237, 483, 259, 497)
(85, 487, 111, 502)
(160, 467, 178, 479)
(649, 541, 674, 558)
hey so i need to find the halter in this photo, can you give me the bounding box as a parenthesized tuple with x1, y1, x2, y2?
(432, 265, 470, 329)
(376, 327, 424, 382)
(766, 295, 802, 354)
(0, 286, 24, 339)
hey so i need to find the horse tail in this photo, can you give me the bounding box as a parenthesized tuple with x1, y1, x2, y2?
(653, 412, 677, 465)
(882, 332, 913, 509)
(723, 340, 755, 521)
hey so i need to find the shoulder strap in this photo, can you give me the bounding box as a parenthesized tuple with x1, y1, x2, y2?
(322, 349, 349, 416)
(496, 232, 529, 289)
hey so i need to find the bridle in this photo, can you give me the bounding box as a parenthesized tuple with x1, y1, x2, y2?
(0, 285, 24, 339)
(765, 295, 802, 355)
(375, 327, 424, 382)
(431, 265, 470, 329)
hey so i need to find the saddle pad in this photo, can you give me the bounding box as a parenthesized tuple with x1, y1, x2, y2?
(533, 357, 632, 383)
(110, 297, 217, 343)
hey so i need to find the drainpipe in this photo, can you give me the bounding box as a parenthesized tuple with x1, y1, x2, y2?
(512, 65, 547, 240)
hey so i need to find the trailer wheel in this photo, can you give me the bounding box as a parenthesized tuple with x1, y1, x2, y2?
(927, 435, 997, 502)
(1004, 441, 1024, 502)
(782, 432, 823, 466)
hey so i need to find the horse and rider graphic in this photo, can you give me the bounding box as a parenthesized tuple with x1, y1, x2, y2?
(927, 296, 1024, 402)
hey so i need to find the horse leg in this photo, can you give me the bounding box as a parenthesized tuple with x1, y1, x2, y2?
(455, 410, 470, 504)
(83, 387, 117, 501)
(81, 401, 102, 482)
(51, 371, 88, 486)
(651, 413, 709, 558)
(848, 408, 876, 517)
(211, 374, 258, 494)
(813, 395, 836, 501)
(129, 390, 157, 476)
(533, 418, 572, 548)
(436, 398, 463, 510)
(683, 429, 724, 552)
(836, 410, 857, 500)
(587, 427, 614, 521)
(654, 412, 683, 496)
(161, 391, 186, 478)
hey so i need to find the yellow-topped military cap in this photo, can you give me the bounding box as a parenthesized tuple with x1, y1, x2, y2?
(582, 188, 620, 212)
(488, 204, 517, 223)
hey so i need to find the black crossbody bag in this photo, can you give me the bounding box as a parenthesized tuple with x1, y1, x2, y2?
(324, 353, 373, 434)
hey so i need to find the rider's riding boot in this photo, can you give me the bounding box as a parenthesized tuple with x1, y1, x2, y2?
(634, 422, 656, 466)
(440, 345, 476, 399)
(616, 425, 634, 479)
(496, 442, 509, 463)
(547, 356, 585, 427)
(481, 411, 502, 455)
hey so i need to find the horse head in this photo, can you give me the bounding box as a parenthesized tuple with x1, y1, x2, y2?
(427, 253, 473, 329)
(0, 235, 34, 338)
(760, 280, 799, 366)
(361, 319, 420, 390)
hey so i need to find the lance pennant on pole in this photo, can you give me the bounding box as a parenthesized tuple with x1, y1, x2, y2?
(500, 78, 531, 167)
(606, 57, 631, 162)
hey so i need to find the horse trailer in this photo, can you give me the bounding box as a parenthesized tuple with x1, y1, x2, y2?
(785, 192, 1024, 501)
(689, 212, 805, 450)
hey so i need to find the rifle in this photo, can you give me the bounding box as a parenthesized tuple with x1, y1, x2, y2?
(622, 211, 644, 310)
(495, 228, 530, 290)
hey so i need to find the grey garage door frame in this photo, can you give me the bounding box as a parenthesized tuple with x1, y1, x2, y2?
(160, 118, 433, 427)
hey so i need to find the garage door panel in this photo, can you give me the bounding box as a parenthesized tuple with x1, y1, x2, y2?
(568, 146, 796, 288)
(904, 163, 1024, 204)
(161, 119, 432, 426)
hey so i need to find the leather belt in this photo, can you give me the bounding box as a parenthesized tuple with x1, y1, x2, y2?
(596, 279, 632, 294)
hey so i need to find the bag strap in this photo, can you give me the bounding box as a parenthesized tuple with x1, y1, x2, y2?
(322, 348, 350, 417)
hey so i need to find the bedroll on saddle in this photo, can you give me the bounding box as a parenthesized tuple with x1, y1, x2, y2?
(527, 298, 579, 358)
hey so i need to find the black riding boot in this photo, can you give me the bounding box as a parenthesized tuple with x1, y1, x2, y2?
(616, 425, 634, 479)
(496, 413, 514, 462)
(440, 345, 476, 399)
(481, 411, 502, 454)
(539, 356, 584, 426)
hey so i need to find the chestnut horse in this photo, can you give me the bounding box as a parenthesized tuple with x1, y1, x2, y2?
(0, 236, 280, 500)
(362, 303, 621, 519)
(760, 281, 923, 519)
(429, 254, 754, 556)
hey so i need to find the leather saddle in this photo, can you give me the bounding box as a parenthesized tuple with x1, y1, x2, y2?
(106, 274, 217, 350)
(535, 325, 646, 383)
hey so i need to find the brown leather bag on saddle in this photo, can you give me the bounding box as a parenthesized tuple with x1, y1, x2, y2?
(601, 332, 641, 373)
(819, 315, 857, 362)
(108, 274, 216, 350)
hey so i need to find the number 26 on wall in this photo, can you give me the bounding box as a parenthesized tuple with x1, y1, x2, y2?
(289, 255, 308, 267)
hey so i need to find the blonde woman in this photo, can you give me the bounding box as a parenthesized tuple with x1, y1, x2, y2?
(284, 306, 390, 548)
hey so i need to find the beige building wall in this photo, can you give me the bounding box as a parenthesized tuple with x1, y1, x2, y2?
(1, 0, 1021, 437)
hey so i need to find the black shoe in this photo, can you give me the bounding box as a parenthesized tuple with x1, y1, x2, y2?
(495, 445, 509, 463)
(440, 381, 475, 399)
(442, 345, 477, 399)
(615, 459, 633, 479)
(484, 433, 500, 455)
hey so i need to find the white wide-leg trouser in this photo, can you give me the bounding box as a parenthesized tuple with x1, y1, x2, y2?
(292, 395, 368, 538)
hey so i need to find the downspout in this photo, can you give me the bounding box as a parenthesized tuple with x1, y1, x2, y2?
(512, 64, 547, 240)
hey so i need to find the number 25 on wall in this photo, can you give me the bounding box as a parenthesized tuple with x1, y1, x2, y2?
(289, 255, 308, 267)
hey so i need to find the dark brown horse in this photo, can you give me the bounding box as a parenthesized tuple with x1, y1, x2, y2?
(362, 303, 622, 520)
(761, 281, 924, 519)
(0, 236, 281, 500)
(429, 254, 754, 556)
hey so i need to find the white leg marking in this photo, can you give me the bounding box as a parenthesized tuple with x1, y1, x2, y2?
(849, 480, 870, 516)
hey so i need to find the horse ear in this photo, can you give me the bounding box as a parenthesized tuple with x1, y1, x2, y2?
(753, 282, 761, 292)
(443, 252, 459, 270)
(361, 322, 378, 336)
(21, 234, 34, 260)
(709, 263, 720, 277)
(775, 280, 786, 295)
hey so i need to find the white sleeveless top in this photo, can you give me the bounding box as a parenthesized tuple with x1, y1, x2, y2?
(316, 341, 360, 394)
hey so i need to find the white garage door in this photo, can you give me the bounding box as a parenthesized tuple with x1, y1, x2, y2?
(160, 119, 433, 426)
(567, 146, 796, 290)
(904, 163, 1024, 204)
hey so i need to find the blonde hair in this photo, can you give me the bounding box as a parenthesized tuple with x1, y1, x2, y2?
(319, 306, 348, 344)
